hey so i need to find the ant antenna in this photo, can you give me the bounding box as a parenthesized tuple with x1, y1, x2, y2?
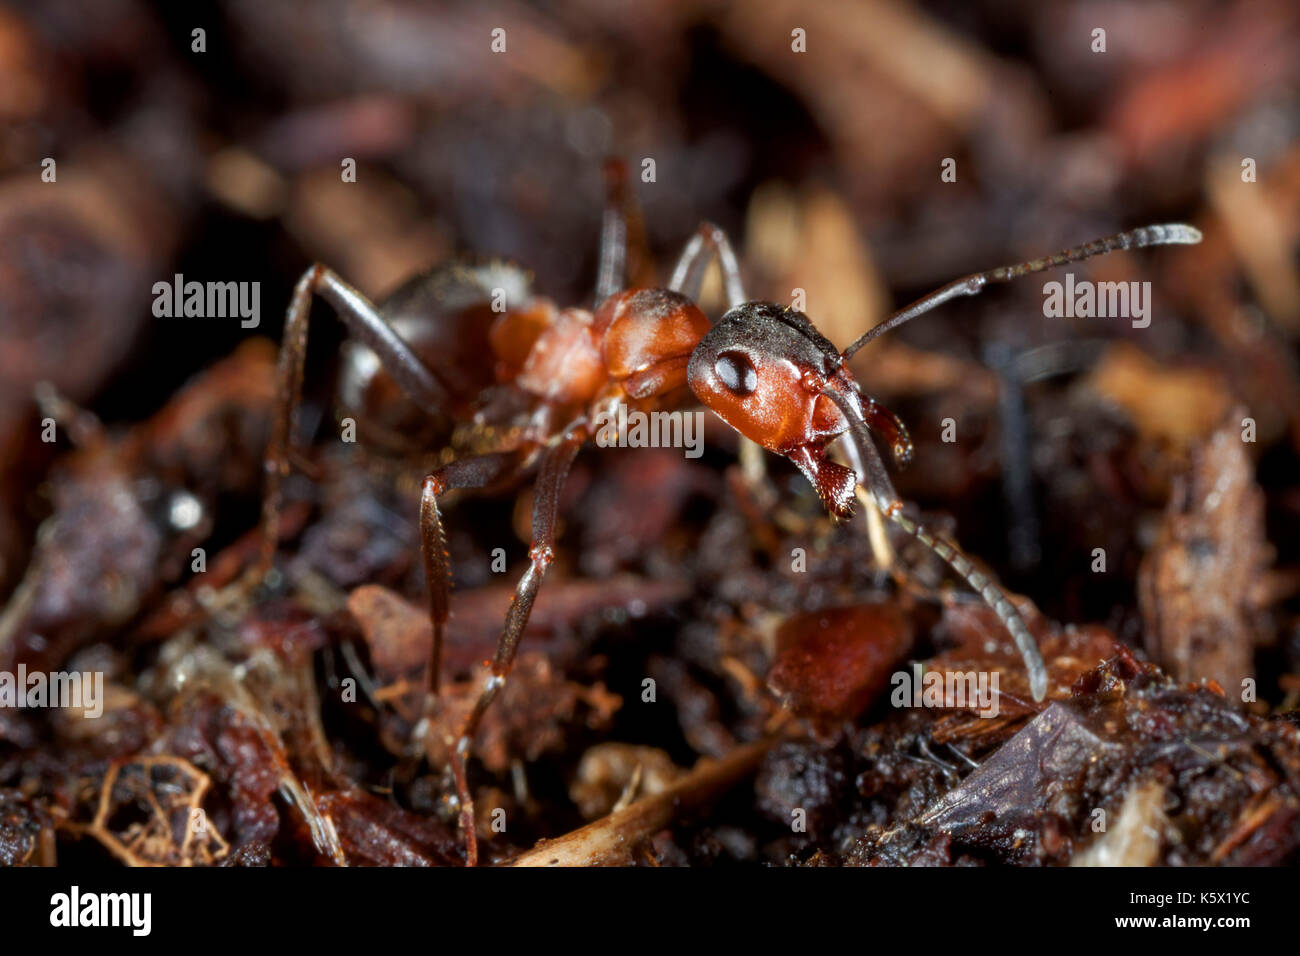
(842, 223, 1201, 360)
(887, 508, 1047, 701)
(822, 384, 1049, 701)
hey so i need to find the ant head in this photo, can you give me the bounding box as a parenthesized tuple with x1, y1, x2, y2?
(688, 302, 849, 450)
(688, 302, 862, 516)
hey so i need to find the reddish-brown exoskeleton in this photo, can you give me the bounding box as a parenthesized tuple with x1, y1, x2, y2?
(255, 161, 1200, 864)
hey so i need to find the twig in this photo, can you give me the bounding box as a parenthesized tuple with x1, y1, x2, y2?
(508, 738, 775, 866)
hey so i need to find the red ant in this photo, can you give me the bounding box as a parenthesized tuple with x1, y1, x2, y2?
(253, 161, 1200, 864)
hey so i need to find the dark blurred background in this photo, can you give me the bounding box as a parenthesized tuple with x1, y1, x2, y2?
(1, 0, 1299, 647)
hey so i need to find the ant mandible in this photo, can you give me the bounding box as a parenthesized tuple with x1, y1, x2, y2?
(253, 160, 1200, 864)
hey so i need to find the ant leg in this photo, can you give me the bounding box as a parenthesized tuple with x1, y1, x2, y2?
(595, 159, 652, 304)
(668, 221, 747, 309)
(846, 426, 1048, 702)
(416, 449, 522, 869)
(836, 437, 895, 571)
(843, 394, 912, 566)
(668, 223, 771, 492)
(418, 450, 526, 699)
(450, 431, 583, 865)
(842, 223, 1201, 359)
(257, 264, 451, 580)
(595, 161, 627, 305)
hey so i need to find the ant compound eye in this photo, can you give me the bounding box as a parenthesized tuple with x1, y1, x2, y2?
(715, 351, 757, 396)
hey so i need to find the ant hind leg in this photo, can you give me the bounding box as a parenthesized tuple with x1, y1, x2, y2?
(256, 264, 451, 582)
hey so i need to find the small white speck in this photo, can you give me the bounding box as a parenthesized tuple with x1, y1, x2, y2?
(169, 491, 203, 530)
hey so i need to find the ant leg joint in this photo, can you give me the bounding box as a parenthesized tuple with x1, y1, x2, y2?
(877, 495, 904, 517)
(528, 544, 554, 568)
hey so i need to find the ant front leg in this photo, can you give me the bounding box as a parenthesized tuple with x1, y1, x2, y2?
(837, 394, 916, 571)
(448, 431, 583, 865)
(837, 436, 895, 572)
(257, 264, 450, 582)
